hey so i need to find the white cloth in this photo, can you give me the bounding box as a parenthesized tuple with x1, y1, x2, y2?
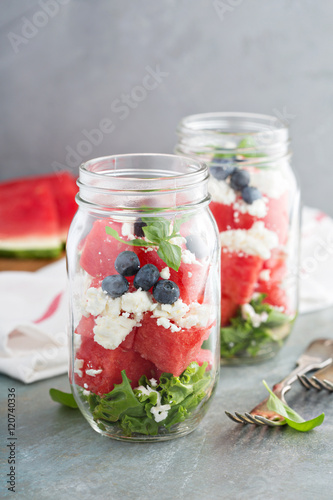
(0, 206, 332, 383)
(299, 206, 333, 313)
(0, 259, 68, 383)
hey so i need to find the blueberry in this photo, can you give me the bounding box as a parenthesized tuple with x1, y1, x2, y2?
(185, 235, 208, 260)
(134, 219, 147, 238)
(210, 158, 235, 181)
(114, 251, 140, 276)
(153, 279, 180, 305)
(241, 186, 262, 204)
(102, 275, 129, 298)
(229, 168, 250, 191)
(133, 264, 160, 291)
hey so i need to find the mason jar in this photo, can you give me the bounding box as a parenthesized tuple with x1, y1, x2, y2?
(175, 112, 300, 364)
(67, 153, 220, 441)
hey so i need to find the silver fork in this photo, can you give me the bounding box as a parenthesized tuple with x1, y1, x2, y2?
(225, 338, 333, 426)
(298, 362, 333, 391)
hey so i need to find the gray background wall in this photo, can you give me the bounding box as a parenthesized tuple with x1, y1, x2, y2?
(1, 0, 333, 216)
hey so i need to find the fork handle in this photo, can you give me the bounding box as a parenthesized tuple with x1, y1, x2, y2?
(272, 356, 333, 400)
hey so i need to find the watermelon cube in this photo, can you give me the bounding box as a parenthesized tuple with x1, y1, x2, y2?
(74, 315, 156, 395)
(133, 313, 212, 376)
(221, 251, 263, 304)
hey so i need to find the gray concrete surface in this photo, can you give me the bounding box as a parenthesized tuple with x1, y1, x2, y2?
(0, 1, 333, 216)
(1, 306, 333, 499)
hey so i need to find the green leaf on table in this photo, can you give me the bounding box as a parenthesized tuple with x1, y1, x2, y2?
(263, 381, 325, 432)
(49, 388, 78, 409)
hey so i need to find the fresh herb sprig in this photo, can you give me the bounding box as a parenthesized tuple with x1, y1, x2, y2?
(105, 217, 184, 271)
(263, 381, 325, 432)
(220, 294, 292, 359)
(50, 362, 211, 436)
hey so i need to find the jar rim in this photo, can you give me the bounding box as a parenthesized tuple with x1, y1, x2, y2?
(80, 153, 208, 187)
(177, 111, 289, 137)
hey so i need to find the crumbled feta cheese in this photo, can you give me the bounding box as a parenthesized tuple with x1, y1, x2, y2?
(181, 249, 197, 264)
(160, 267, 171, 280)
(83, 390, 91, 396)
(74, 359, 84, 377)
(178, 302, 212, 329)
(241, 303, 269, 328)
(149, 378, 158, 387)
(74, 333, 82, 350)
(83, 287, 108, 316)
(219, 221, 279, 259)
(237, 198, 268, 218)
(152, 299, 190, 321)
(121, 289, 154, 316)
(135, 385, 171, 423)
(86, 368, 103, 377)
(259, 269, 271, 281)
(156, 316, 181, 332)
(93, 315, 137, 350)
(188, 272, 192, 278)
(121, 222, 135, 240)
(250, 169, 288, 199)
(84, 383, 88, 389)
(169, 236, 186, 247)
(208, 177, 237, 205)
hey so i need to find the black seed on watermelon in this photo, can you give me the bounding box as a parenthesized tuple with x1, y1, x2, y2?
(102, 275, 129, 298)
(185, 234, 208, 260)
(153, 279, 180, 305)
(134, 264, 160, 291)
(115, 251, 140, 276)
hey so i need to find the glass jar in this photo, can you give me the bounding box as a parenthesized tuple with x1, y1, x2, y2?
(175, 112, 300, 364)
(67, 153, 220, 441)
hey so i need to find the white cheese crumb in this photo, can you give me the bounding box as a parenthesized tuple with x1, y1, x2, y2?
(84, 383, 88, 389)
(83, 287, 109, 316)
(160, 267, 171, 280)
(181, 248, 197, 264)
(86, 368, 103, 377)
(219, 221, 279, 259)
(149, 378, 158, 387)
(74, 359, 84, 377)
(93, 315, 137, 350)
(208, 177, 237, 205)
(121, 222, 135, 240)
(83, 390, 91, 396)
(241, 303, 269, 328)
(259, 269, 271, 281)
(250, 169, 288, 199)
(156, 316, 181, 332)
(188, 272, 192, 278)
(237, 197, 268, 218)
(135, 385, 171, 423)
(121, 289, 154, 316)
(74, 333, 82, 350)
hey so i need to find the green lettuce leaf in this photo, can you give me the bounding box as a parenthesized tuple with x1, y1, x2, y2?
(263, 381, 325, 432)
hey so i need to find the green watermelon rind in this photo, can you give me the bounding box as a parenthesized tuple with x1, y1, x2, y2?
(0, 246, 63, 258)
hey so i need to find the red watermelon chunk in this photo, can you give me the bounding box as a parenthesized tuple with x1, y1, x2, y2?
(221, 294, 239, 326)
(133, 313, 212, 376)
(74, 315, 156, 395)
(221, 251, 264, 304)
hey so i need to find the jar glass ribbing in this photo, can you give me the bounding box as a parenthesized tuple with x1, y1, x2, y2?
(175, 112, 300, 364)
(67, 154, 220, 441)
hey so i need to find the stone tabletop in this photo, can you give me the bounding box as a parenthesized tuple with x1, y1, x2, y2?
(1, 307, 333, 500)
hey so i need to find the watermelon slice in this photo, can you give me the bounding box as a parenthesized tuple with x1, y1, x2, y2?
(133, 313, 212, 376)
(0, 172, 78, 257)
(221, 251, 263, 304)
(74, 315, 156, 395)
(221, 294, 238, 326)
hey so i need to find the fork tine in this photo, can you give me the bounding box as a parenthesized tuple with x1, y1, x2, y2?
(225, 411, 245, 424)
(322, 379, 333, 391)
(311, 376, 328, 390)
(298, 374, 312, 389)
(253, 415, 286, 427)
(235, 412, 254, 424)
(244, 412, 265, 425)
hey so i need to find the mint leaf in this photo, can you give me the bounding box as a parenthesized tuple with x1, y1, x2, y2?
(49, 389, 78, 409)
(105, 226, 154, 247)
(263, 381, 325, 432)
(157, 240, 181, 271)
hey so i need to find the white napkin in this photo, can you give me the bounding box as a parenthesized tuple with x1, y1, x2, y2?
(0, 206, 332, 384)
(0, 259, 68, 383)
(299, 206, 333, 313)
